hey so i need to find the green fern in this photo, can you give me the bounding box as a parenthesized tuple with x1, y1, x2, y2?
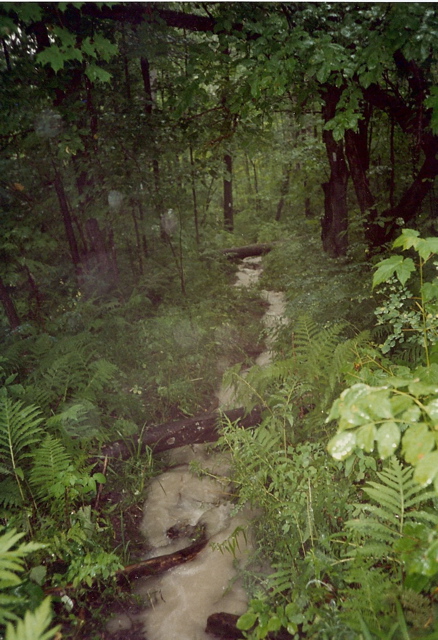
(0, 396, 43, 503)
(17, 333, 118, 413)
(5, 597, 59, 640)
(0, 528, 46, 626)
(46, 400, 101, 440)
(346, 457, 438, 560)
(0, 479, 21, 510)
(224, 316, 368, 439)
(29, 434, 72, 504)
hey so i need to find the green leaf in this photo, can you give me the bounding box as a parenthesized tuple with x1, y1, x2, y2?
(356, 423, 376, 452)
(267, 616, 282, 631)
(393, 228, 420, 251)
(402, 424, 435, 465)
(425, 399, 438, 424)
(327, 431, 356, 461)
(373, 255, 415, 288)
(417, 238, 438, 261)
(413, 451, 438, 486)
(36, 47, 66, 73)
(408, 380, 438, 397)
(29, 565, 47, 586)
(5, 597, 58, 640)
(422, 281, 438, 303)
(85, 64, 112, 83)
(236, 612, 257, 630)
(376, 422, 401, 459)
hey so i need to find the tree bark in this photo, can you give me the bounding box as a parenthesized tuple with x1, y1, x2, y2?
(53, 172, 82, 274)
(344, 127, 377, 225)
(118, 537, 207, 584)
(99, 406, 263, 461)
(224, 154, 234, 231)
(222, 243, 275, 260)
(275, 164, 292, 222)
(361, 65, 438, 248)
(0, 275, 20, 330)
(321, 86, 349, 257)
(141, 55, 161, 213)
(46, 534, 208, 596)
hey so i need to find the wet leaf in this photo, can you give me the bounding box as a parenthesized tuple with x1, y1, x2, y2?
(237, 612, 257, 630)
(327, 431, 356, 461)
(356, 423, 376, 452)
(425, 399, 438, 423)
(402, 424, 435, 465)
(376, 422, 400, 459)
(408, 380, 438, 397)
(413, 451, 438, 486)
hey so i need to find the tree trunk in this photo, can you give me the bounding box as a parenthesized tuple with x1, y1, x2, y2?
(366, 137, 438, 248)
(189, 144, 200, 244)
(344, 127, 378, 226)
(0, 275, 20, 330)
(84, 218, 118, 282)
(131, 208, 144, 276)
(275, 164, 291, 222)
(53, 172, 82, 274)
(141, 56, 161, 212)
(362, 70, 438, 249)
(224, 154, 234, 231)
(321, 86, 349, 257)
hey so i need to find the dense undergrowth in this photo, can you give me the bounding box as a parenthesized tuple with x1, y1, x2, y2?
(2, 216, 438, 640)
(218, 227, 438, 639)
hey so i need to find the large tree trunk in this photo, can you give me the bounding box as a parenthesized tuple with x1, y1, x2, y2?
(344, 125, 378, 227)
(53, 172, 82, 274)
(361, 58, 438, 249)
(321, 86, 349, 257)
(366, 136, 438, 248)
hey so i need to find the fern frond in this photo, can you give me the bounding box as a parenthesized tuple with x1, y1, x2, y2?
(347, 518, 399, 542)
(345, 458, 436, 564)
(0, 528, 45, 590)
(5, 597, 59, 640)
(353, 542, 393, 558)
(83, 359, 118, 398)
(0, 397, 43, 476)
(29, 435, 71, 503)
(0, 479, 22, 509)
(46, 401, 101, 439)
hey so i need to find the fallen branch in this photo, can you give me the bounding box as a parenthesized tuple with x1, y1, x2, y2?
(99, 406, 263, 461)
(221, 243, 275, 261)
(117, 534, 208, 584)
(45, 533, 208, 597)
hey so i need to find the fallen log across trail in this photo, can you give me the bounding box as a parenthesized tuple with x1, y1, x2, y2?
(99, 406, 263, 460)
(221, 242, 275, 261)
(45, 531, 208, 597)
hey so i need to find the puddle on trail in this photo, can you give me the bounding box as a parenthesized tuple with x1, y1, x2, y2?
(107, 255, 287, 640)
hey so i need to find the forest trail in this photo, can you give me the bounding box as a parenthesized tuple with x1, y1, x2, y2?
(106, 257, 287, 640)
